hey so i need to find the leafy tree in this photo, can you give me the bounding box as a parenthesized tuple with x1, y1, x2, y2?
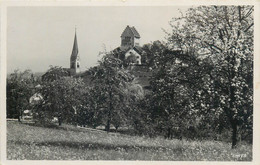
(42, 66, 71, 82)
(7, 70, 36, 120)
(126, 53, 137, 65)
(39, 67, 85, 125)
(87, 53, 134, 132)
(77, 84, 107, 128)
(149, 49, 208, 139)
(167, 6, 253, 148)
(142, 41, 167, 68)
(119, 82, 145, 131)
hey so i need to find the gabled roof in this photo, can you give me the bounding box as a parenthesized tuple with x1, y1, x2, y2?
(121, 25, 141, 38)
(70, 31, 79, 61)
(125, 46, 143, 55)
(130, 26, 140, 38)
(133, 46, 143, 54)
(113, 47, 122, 53)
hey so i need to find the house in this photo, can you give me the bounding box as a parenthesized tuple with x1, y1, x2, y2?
(120, 25, 141, 51)
(119, 25, 144, 65)
(125, 46, 143, 65)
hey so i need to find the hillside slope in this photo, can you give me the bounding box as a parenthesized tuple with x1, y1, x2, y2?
(7, 121, 252, 160)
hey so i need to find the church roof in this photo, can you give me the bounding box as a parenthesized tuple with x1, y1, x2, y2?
(130, 26, 140, 38)
(70, 31, 79, 61)
(121, 25, 141, 39)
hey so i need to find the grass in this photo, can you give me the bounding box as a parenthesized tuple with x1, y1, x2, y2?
(7, 121, 252, 160)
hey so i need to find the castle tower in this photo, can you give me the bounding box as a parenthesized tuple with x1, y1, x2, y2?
(70, 29, 80, 75)
(120, 25, 141, 51)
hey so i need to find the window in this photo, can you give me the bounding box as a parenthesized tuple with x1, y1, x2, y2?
(125, 36, 131, 41)
(122, 36, 131, 46)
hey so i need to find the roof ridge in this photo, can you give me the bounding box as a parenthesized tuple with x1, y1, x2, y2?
(130, 26, 140, 38)
(121, 25, 140, 38)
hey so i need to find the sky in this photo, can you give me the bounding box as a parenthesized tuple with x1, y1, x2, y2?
(7, 6, 189, 73)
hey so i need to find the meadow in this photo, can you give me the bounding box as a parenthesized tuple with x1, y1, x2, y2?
(7, 121, 252, 161)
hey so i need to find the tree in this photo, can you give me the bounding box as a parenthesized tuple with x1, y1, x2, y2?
(149, 48, 208, 139)
(76, 86, 103, 128)
(88, 53, 134, 132)
(39, 67, 86, 125)
(7, 70, 36, 120)
(142, 41, 167, 67)
(167, 6, 253, 148)
(126, 53, 137, 65)
(42, 66, 71, 82)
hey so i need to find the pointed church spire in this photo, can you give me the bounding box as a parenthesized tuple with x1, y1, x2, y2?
(72, 27, 78, 55)
(70, 27, 80, 75)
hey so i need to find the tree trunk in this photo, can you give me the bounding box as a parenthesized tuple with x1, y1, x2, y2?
(167, 128, 170, 139)
(228, 51, 238, 149)
(58, 116, 62, 126)
(115, 125, 119, 132)
(106, 116, 111, 132)
(230, 84, 238, 149)
(165, 127, 173, 139)
(106, 90, 112, 132)
(18, 108, 21, 122)
(16, 98, 21, 122)
(231, 119, 238, 149)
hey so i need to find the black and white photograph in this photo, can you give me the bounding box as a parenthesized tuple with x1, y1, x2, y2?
(3, 2, 257, 162)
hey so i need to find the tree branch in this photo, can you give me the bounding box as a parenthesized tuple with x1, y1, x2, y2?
(204, 41, 223, 53)
(244, 23, 254, 32)
(242, 6, 253, 20)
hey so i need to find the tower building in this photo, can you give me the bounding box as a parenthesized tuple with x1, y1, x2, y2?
(120, 25, 143, 65)
(70, 29, 80, 75)
(120, 25, 141, 51)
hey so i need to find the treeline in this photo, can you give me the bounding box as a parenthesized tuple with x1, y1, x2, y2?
(7, 6, 253, 149)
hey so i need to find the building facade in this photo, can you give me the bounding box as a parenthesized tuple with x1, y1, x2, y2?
(120, 25, 143, 65)
(120, 25, 141, 51)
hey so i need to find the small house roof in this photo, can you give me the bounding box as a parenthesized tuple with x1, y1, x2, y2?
(125, 46, 143, 55)
(133, 46, 143, 54)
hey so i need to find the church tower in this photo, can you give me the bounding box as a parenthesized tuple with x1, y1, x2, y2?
(120, 25, 141, 51)
(70, 29, 80, 75)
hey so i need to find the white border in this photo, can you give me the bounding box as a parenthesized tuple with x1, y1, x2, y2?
(1, 0, 259, 165)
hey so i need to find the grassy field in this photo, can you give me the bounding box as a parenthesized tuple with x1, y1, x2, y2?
(7, 121, 252, 160)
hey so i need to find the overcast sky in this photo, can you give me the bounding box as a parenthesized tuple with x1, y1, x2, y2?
(7, 6, 189, 73)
